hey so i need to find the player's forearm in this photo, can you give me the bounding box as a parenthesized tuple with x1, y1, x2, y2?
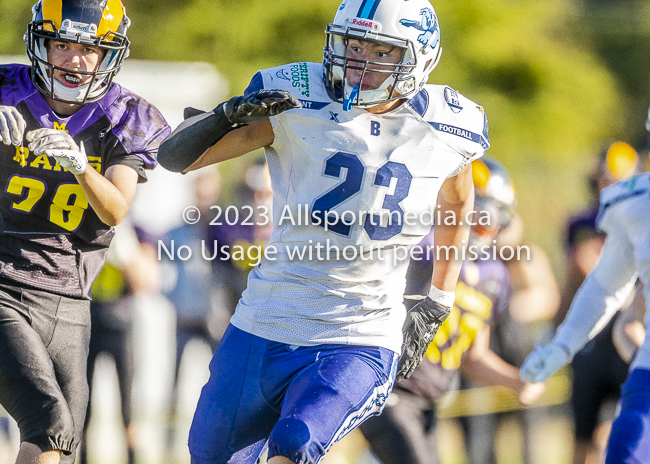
(158, 105, 238, 172)
(185, 120, 274, 171)
(432, 165, 474, 291)
(76, 165, 136, 227)
(554, 234, 638, 355)
(555, 273, 636, 356)
(460, 350, 524, 392)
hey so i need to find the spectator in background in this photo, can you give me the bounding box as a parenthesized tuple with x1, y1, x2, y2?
(81, 220, 161, 464)
(160, 167, 229, 451)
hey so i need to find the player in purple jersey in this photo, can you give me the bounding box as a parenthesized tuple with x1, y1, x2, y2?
(359, 158, 545, 464)
(157, 0, 485, 462)
(0, 1, 169, 463)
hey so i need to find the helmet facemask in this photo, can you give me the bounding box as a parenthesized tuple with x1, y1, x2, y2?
(25, 1, 130, 105)
(324, 24, 430, 111)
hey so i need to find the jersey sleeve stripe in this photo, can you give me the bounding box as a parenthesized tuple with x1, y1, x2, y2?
(428, 121, 488, 148)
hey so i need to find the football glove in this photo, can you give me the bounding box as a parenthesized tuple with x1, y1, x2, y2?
(396, 298, 451, 381)
(0, 105, 27, 146)
(223, 89, 302, 125)
(27, 128, 87, 175)
(520, 341, 571, 383)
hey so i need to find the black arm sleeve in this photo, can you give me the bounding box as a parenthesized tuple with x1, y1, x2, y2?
(157, 102, 236, 173)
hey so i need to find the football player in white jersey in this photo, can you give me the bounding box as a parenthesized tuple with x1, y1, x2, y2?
(521, 172, 650, 463)
(158, 0, 489, 462)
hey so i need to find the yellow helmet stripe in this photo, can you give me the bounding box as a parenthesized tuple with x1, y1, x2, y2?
(42, 0, 63, 30)
(97, 0, 125, 37)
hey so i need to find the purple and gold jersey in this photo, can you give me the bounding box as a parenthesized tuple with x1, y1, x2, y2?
(0, 64, 170, 299)
(399, 257, 511, 402)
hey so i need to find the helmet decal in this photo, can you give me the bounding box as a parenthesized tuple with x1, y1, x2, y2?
(399, 8, 439, 48)
(357, 0, 382, 19)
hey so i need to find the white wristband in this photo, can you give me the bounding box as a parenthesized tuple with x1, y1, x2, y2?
(427, 285, 455, 308)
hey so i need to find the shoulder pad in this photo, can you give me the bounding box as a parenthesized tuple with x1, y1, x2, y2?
(102, 86, 171, 170)
(408, 85, 490, 159)
(244, 62, 331, 111)
(0, 65, 34, 106)
(597, 173, 650, 232)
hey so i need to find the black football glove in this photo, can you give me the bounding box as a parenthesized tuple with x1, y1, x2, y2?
(223, 89, 302, 125)
(160, 90, 300, 173)
(396, 297, 451, 381)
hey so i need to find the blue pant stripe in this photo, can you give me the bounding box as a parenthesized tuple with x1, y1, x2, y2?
(319, 353, 397, 463)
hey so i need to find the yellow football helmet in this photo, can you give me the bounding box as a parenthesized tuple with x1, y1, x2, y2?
(25, 0, 131, 104)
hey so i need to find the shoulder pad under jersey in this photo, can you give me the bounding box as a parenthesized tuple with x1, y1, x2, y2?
(597, 173, 650, 233)
(407, 84, 490, 163)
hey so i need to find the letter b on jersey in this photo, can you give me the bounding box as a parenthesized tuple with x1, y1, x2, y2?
(370, 121, 381, 136)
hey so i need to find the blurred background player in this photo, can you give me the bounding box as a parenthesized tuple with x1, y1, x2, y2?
(358, 157, 545, 464)
(456, 168, 561, 464)
(520, 166, 650, 464)
(157, 0, 489, 462)
(0, 0, 169, 463)
(555, 141, 646, 464)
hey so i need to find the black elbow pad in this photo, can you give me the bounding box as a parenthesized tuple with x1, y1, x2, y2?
(157, 103, 236, 172)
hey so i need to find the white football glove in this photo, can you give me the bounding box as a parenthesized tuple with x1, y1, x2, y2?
(520, 341, 571, 383)
(0, 105, 27, 146)
(27, 128, 88, 175)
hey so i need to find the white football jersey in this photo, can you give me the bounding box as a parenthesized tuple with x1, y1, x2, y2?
(230, 62, 489, 352)
(596, 173, 650, 371)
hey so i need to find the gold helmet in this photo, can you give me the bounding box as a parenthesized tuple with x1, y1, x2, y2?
(25, 0, 130, 104)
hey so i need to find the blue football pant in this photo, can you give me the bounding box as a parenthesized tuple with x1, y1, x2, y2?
(605, 368, 650, 464)
(188, 324, 397, 464)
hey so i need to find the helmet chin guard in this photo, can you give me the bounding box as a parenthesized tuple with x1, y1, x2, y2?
(323, 0, 442, 110)
(24, 0, 131, 105)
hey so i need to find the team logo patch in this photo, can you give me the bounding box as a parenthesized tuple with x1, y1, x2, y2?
(399, 8, 439, 48)
(290, 63, 310, 97)
(61, 19, 97, 35)
(276, 69, 291, 81)
(444, 87, 463, 113)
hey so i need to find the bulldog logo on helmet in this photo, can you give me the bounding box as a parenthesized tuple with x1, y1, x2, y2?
(399, 8, 439, 48)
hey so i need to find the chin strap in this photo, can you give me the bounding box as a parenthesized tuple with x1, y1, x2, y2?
(343, 84, 359, 112)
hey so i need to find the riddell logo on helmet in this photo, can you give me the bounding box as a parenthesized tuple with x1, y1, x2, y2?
(62, 20, 97, 34)
(352, 18, 375, 28)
